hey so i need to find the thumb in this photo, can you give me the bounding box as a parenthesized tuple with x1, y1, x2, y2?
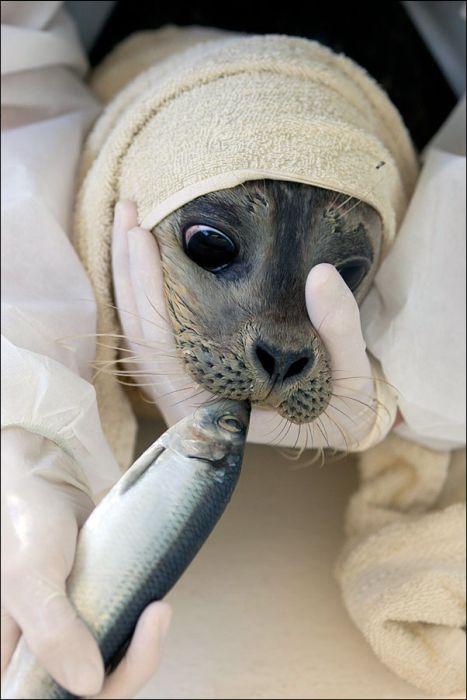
(305, 263, 369, 380)
(305, 263, 376, 450)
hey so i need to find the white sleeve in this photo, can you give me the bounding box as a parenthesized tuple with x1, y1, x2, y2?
(1, 1, 122, 499)
(361, 97, 466, 451)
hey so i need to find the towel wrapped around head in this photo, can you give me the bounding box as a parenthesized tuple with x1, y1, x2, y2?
(74, 25, 418, 468)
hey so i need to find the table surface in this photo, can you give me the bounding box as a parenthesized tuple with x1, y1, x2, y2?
(133, 418, 462, 700)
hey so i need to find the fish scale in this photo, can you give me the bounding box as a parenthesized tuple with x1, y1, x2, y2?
(2, 400, 250, 700)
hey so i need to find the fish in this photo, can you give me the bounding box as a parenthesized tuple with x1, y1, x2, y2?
(2, 399, 250, 699)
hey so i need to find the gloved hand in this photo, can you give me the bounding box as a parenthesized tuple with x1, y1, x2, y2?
(111, 200, 214, 428)
(1, 427, 172, 699)
(112, 201, 398, 452)
(250, 262, 399, 451)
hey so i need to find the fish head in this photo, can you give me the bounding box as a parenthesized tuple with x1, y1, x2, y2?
(167, 399, 250, 467)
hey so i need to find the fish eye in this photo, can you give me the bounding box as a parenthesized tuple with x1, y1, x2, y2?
(335, 258, 369, 292)
(183, 225, 238, 272)
(217, 414, 244, 433)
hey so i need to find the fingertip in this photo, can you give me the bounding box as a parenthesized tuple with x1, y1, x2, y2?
(137, 601, 172, 644)
(67, 622, 105, 697)
(94, 603, 172, 698)
(27, 612, 104, 696)
(127, 226, 163, 271)
(114, 200, 138, 234)
(63, 654, 104, 698)
(306, 262, 336, 290)
(306, 262, 359, 328)
(306, 263, 352, 302)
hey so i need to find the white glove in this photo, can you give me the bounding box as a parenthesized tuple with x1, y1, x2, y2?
(111, 200, 213, 427)
(248, 262, 392, 451)
(1, 427, 172, 699)
(112, 201, 397, 452)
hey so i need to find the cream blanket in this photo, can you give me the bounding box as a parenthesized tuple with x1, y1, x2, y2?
(74, 26, 465, 696)
(337, 435, 466, 695)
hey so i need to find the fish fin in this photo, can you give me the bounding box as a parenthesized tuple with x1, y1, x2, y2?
(119, 443, 165, 494)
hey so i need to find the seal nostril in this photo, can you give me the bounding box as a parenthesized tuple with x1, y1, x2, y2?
(284, 356, 310, 380)
(255, 345, 276, 377)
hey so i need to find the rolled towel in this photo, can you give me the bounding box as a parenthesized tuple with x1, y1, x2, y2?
(337, 436, 466, 696)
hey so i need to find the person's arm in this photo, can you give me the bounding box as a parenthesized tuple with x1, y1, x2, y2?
(1, 4, 171, 697)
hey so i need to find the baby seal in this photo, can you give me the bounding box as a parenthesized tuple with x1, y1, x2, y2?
(153, 180, 382, 425)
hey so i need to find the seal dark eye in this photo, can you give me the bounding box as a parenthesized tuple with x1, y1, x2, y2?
(336, 258, 369, 292)
(217, 414, 243, 433)
(183, 225, 238, 272)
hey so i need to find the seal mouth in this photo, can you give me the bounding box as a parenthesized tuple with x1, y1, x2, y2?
(173, 327, 333, 424)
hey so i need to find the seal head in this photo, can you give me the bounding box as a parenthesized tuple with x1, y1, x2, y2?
(155, 179, 382, 423)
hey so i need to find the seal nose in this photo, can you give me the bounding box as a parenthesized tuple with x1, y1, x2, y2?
(254, 342, 313, 382)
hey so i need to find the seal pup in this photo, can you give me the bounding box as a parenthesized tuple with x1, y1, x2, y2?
(153, 179, 382, 425)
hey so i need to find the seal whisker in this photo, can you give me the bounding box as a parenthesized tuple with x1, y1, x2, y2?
(271, 417, 290, 445)
(333, 388, 390, 417)
(169, 388, 208, 408)
(262, 411, 287, 437)
(103, 301, 173, 334)
(143, 290, 173, 328)
(332, 391, 391, 422)
(92, 368, 183, 379)
(111, 378, 188, 389)
(292, 423, 302, 451)
(330, 193, 355, 214)
(92, 357, 178, 368)
(281, 417, 296, 446)
(93, 347, 179, 363)
(155, 383, 202, 400)
(337, 197, 364, 218)
(314, 416, 331, 451)
(307, 422, 314, 452)
(321, 409, 351, 453)
(59, 330, 179, 359)
(91, 353, 183, 381)
(269, 417, 286, 444)
(327, 400, 359, 425)
(331, 371, 400, 394)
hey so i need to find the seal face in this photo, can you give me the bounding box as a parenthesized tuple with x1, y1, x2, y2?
(154, 180, 382, 424)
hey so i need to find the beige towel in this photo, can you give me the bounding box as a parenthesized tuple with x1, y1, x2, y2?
(337, 434, 466, 695)
(74, 25, 418, 469)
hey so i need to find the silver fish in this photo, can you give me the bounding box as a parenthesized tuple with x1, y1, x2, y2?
(2, 399, 250, 699)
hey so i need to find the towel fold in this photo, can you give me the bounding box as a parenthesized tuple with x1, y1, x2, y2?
(337, 435, 466, 696)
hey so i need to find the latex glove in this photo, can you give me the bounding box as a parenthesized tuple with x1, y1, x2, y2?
(112, 201, 213, 427)
(1, 427, 172, 699)
(112, 202, 397, 451)
(250, 263, 398, 452)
